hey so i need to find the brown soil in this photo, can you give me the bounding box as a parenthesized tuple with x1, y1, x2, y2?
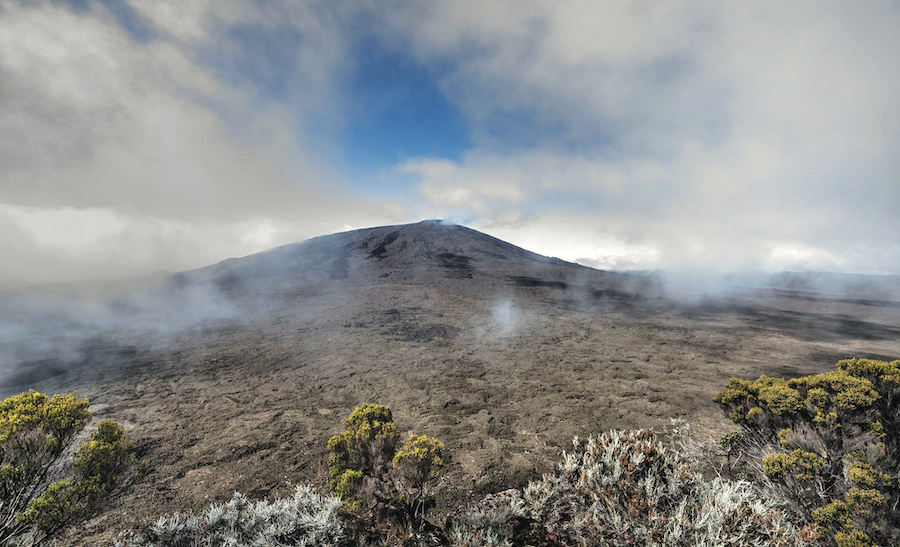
(3, 221, 898, 545)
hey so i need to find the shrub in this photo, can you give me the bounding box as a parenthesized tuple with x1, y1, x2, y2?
(446, 490, 527, 547)
(113, 485, 344, 547)
(327, 404, 399, 507)
(0, 390, 133, 544)
(393, 434, 444, 530)
(663, 418, 753, 480)
(714, 358, 900, 546)
(450, 429, 815, 547)
(327, 404, 444, 539)
(73, 419, 136, 490)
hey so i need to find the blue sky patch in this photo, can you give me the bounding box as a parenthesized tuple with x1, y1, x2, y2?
(337, 36, 471, 179)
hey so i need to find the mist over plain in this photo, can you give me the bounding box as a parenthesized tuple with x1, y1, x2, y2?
(1, 221, 899, 545)
(3, 221, 898, 393)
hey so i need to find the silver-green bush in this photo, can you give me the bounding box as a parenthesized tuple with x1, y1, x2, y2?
(450, 429, 818, 547)
(114, 485, 344, 547)
(446, 490, 525, 547)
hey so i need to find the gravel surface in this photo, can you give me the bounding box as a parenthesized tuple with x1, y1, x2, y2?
(4, 221, 898, 545)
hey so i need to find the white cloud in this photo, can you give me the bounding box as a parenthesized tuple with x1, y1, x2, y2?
(0, 0, 386, 285)
(767, 243, 843, 272)
(127, 0, 219, 42)
(0, 1, 336, 219)
(2, 205, 126, 251)
(465, 210, 660, 271)
(0, 202, 404, 286)
(384, 0, 900, 273)
(1, 0, 897, 285)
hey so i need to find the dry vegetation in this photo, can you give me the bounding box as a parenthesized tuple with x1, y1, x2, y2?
(0, 222, 897, 545)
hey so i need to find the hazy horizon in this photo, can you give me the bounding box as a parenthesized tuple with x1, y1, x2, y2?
(2, 219, 898, 295)
(2, 1, 898, 285)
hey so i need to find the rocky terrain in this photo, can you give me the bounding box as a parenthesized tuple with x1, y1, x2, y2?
(2, 220, 898, 545)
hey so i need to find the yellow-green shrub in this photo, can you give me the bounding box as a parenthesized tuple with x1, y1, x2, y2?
(73, 419, 136, 490)
(326, 403, 399, 502)
(326, 404, 443, 539)
(715, 358, 900, 546)
(763, 450, 824, 482)
(0, 390, 90, 444)
(393, 434, 443, 529)
(0, 390, 134, 544)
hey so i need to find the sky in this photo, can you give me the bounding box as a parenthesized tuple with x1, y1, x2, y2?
(1, 0, 898, 287)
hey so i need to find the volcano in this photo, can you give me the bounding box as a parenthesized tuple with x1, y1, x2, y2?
(3, 221, 898, 545)
(176, 219, 629, 292)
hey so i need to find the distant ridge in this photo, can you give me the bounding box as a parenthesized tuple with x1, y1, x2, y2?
(5, 221, 897, 303)
(180, 220, 596, 288)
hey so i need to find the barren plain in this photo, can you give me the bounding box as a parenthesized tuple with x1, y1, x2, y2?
(2, 221, 898, 545)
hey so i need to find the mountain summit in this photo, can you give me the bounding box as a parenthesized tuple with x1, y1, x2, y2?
(186, 220, 599, 289)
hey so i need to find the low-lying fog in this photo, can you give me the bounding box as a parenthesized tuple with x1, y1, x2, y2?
(0, 274, 238, 390)
(3, 262, 897, 394)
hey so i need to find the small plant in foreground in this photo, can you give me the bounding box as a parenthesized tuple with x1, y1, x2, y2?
(113, 485, 344, 547)
(0, 390, 134, 545)
(327, 404, 444, 540)
(715, 358, 900, 546)
(446, 490, 527, 547)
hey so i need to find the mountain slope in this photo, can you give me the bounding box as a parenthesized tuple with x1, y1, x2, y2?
(0, 221, 897, 546)
(184, 220, 595, 287)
